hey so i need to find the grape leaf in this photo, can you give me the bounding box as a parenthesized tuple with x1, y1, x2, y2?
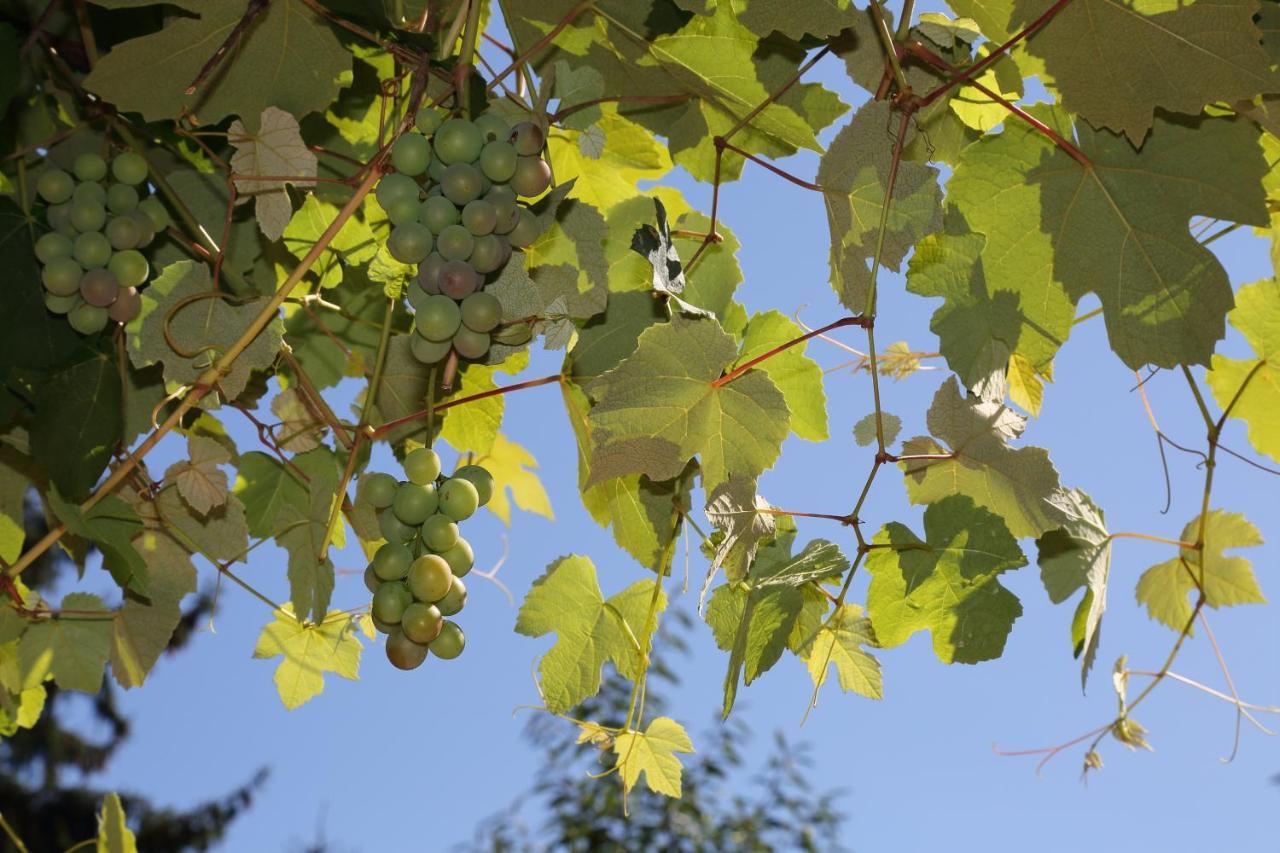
(1035, 488, 1111, 688)
(515, 555, 666, 714)
(471, 433, 553, 526)
(611, 716, 694, 798)
(128, 261, 284, 403)
(0, 447, 31, 564)
(551, 59, 605, 130)
(854, 412, 901, 447)
(283, 278, 393, 389)
(587, 316, 789, 495)
(800, 603, 882, 702)
(164, 435, 231, 516)
(548, 107, 672, 213)
(1207, 279, 1280, 463)
(866, 495, 1027, 664)
(0, 199, 82, 376)
(234, 451, 309, 539)
(900, 377, 1066, 538)
(283, 195, 377, 290)
(230, 107, 317, 240)
(97, 792, 138, 853)
(84, 0, 351, 128)
(678, 0, 858, 40)
(1013, 0, 1277, 144)
(142, 485, 250, 565)
(1136, 511, 1265, 631)
(253, 608, 363, 710)
(110, 532, 197, 689)
(275, 447, 340, 624)
(703, 476, 775, 587)
(47, 488, 148, 596)
(736, 310, 828, 441)
(271, 388, 325, 453)
(18, 592, 112, 693)
(30, 349, 122, 500)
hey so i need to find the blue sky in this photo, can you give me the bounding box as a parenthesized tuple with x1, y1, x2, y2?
(51, 10, 1280, 852)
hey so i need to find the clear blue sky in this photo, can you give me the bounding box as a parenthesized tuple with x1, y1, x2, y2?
(55, 9, 1279, 851)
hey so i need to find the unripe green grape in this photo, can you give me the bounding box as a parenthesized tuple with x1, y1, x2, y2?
(419, 195, 459, 234)
(438, 538, 474, 578)
(510, 156, 552, 198)
(479, 140, 518, 183)
(378, 507, 417, 543)
(73, 181, 107, 206)
(435, 576, 467, 616)
(362, 471, 399, 508)
(505, 208, 540, 248)
(73, 152, 108, 182)
(79, 268, 119, 307)
(511, 121, 546, 156)
(461, 199, 497, 236)
(393, 481, 438, 525)
(108, 287, 142, 324)
(452, 325, 490, 360)
(468, 234, 506, 274)
(427, 155, 447, 183)
(438, 477, 479, 521)
(372, 615, 397, 635)
(415, 294, 461, 341)
(35, 232, 74, 264)
(69, 200, 107, 234)
(371, 541, 414, 581)
(385, 195, 422, 226)
(73, 231, 111, 268)
(401, 602, 444, 643)
(404, 447, 442, 485)
(42, 257, 83, 296)
(474, 113, 511, 142)
(128, 210, 158, 247)
(416, 107, 444, 135)
(453, 464, 495, 506)
(106, 183, 139, 214)
(37, 169, 74, 204)
(385, 629, 429, 669)
(108, 250, 149, 288)
(437, 260, 479, 299)
(417, 252, 445, 294)
(460, 291, 501, 333)
(392, 131, 432, 176)
(440, 162, 484, 207)
(375, 173, 420, 209)
(435, 224, 474, 262)
(422, 513, 459, 551)
(111, 152, 148, 186)
(407, 553, 453, 602)
(68, 302, 109, 335)
(387, 222, 433, 264)
(105, 215, 143, 250)
(372, 581, 413, 624)
(429, 621, 465, 659)
(364, 565, 381, 594)
(406, 280, 433, 314)
(47, 202, 76, 235)
(44, 292, 80, 315)
(137, 197, 171, 231)
(410, 335, 451, 364)
(433, 118, 484, 165)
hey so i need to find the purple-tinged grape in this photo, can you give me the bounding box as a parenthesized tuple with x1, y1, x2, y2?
(505, 208, 540, 248)
(437, 260, 479, 299)
(108, 287, 142, 323)
(417, 252, 445, 294)
(79, 268, 120, 307)
(468, 234, 506, 274)
(385, 629, 429, 669)
(452, 325, 491, 360)
(510, 156, 552, 198)
(511, 122, 545, 156)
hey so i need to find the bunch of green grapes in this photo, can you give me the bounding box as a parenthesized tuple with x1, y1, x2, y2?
(32, 151, 171, 335)
(375, 108, 553, 365)
(359, 447, 497, 670)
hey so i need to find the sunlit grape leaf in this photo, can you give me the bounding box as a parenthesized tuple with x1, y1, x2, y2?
(551, 59, 605, 130)
(18, 592, 112, 693)
(1136, 511, 1265, 631)
(84, 0, 351, 127)
(30, 350, 121, 500)
(367, 246, 415, 299)
(230, 107, 317, 240)
(1035, 488, 1110, 687)
(867, 495, 1026, 663)
(47, 488, 148, 596)
(900, 377, 1066, 538)
(282, 195, 377, 290)
(515, 555, 666, 713)
(736, 310, 827, 441)
(818, 100, 943, 313)
(164, 435, 231, 516)
(0, 657, 45, 737)
(96, 792, 138, 853)
(548, 107, 672, 213)
(678, 0, 857, 39)
(275, 448, 340, 624)
(611, 716, 694, 798)
(854, 411, 901, 447)
(703, 476, 775, 587)
(234, 451, 309, 539)
(128, 261, 284, 403)
(472, 433, 553, 526)
(1013, 0, 1277, 144)
(1207, 279, 1280, 463)
(110, 532, 196, 689)
(271, 388, 325, 453)
(587, 316, 789, 495)
(801, 603, 882, 701)
(253, 608, 363, 710)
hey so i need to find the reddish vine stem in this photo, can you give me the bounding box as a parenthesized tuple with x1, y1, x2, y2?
(723, 45, 832, 142)
(716, 139, 823, 192)
(713, 315, 867, 388)
(485, 0, 593, 94)
(552, 93, 693, 124)
(279, 349, 356, 450)
(759, 508, 854, 524)
(371, 373, 564, 438)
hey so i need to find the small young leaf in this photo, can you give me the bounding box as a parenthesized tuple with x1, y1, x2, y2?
(253, 608, 363, 710)
(853, 412, 901, 447)
(96, 792, 138, 853)
(611, 716, 694, 799)
(229, 106, 317, 240)
(471, 433, 552, 526)
(165, 435, 232, 516)
(1207, 279, 1280, 463)
(801, 603, 882, 701)
(1036, 488, 1111, 688)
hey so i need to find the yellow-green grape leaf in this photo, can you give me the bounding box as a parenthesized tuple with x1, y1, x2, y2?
(47, 488, 148, 596)
(818, 100, 943, 313)
(948, 49, 1023, 131)
(367, 246, 415, 299)
(128, 261, 284, 403)
(282, 195, 377, 290)
(229, 106, 317, 240)
(111, 532, 197, 689)
(1006, 352, 1048, 416)
(164, 435, 231, 516)
(900, 377, 1066, 538)
(18, 593, 113, 693)
(472, 433, 552, 526)
(587, 316, 789, 496)
(853, 412, 902, 447)
(735, 310, 828, 441)
(1135, 511, 1266, 631)
(1207, 279, 1280, 463)
(611, 716, 694, 799)
(234, 451, 310, 539)
(84, 0, 350, 128)
(1013, 0, 1278, 145)
(0, 448, 32, 563)
(515, 555, 666, 714)
(96, 792, 138, 853)
(703, 476, 776, 586)
(274, 448, 341, 624)
(866, 495, 1027, 664)
(801, 603, 883, 701)
(1035, 489, 1111, 687)
(252, 608, 363, 710)
(548, 107, 672, 213)
(680, 0, 859, 40)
